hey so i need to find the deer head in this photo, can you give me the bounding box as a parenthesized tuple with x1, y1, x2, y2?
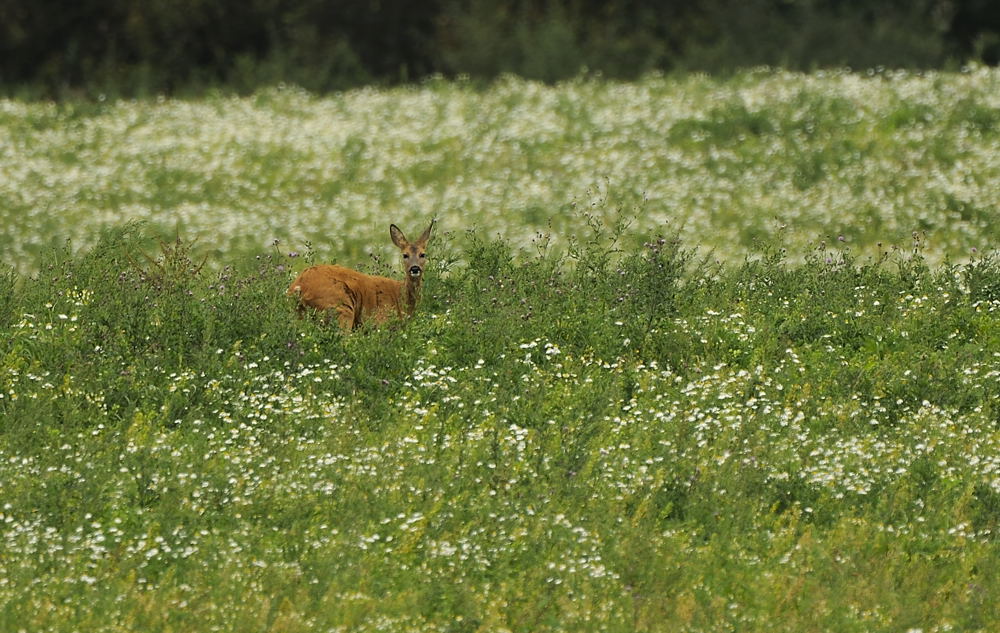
(390, 220, 434, 282)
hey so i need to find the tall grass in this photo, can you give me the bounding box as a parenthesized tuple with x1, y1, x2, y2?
(2, 219, 999, 632)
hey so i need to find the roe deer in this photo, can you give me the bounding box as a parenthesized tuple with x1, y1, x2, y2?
(288, 220, 435, 330)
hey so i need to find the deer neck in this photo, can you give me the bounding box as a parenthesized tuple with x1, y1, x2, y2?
(402, 276, 421, 315)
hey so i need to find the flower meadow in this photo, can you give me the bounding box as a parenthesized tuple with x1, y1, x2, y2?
(2, 67, 1000, 270)
(2, 70, 1000, 632)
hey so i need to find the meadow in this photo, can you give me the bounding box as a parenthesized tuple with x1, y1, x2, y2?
(2, 69, 1000, 632)
(3, 66, 1000, 268)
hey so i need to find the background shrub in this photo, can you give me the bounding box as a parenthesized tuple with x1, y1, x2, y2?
(2, 0, 998, 97)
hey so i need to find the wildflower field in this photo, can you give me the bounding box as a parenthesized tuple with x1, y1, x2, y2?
(2, 69, 1000, 632)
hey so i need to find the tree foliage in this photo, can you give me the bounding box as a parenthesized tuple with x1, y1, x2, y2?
(1, 0, 997, 96)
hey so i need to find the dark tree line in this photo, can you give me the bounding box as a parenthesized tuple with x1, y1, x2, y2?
(2, 0, 998, 96)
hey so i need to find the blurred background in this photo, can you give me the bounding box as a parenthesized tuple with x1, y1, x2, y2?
(2, 0, 998, 98)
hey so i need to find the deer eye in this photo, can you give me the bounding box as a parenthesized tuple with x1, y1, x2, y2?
(403, 253, 410, 259)
(419, 253, 426, 258)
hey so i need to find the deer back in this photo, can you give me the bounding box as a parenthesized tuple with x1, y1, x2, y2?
(289, 265, 404, 326)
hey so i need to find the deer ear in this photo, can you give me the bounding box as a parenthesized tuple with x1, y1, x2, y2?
(390, 224, 408, 248)
(416, 219, 435, 246)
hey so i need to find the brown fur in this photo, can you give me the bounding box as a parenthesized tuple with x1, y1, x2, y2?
(288, 221, 434, 330)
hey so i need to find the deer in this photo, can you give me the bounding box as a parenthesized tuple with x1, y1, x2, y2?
(288, 220, 435, 330)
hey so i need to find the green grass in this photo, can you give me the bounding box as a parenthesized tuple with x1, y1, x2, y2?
(2, 70, 1000, 631)
(1, 220, 999, 632)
